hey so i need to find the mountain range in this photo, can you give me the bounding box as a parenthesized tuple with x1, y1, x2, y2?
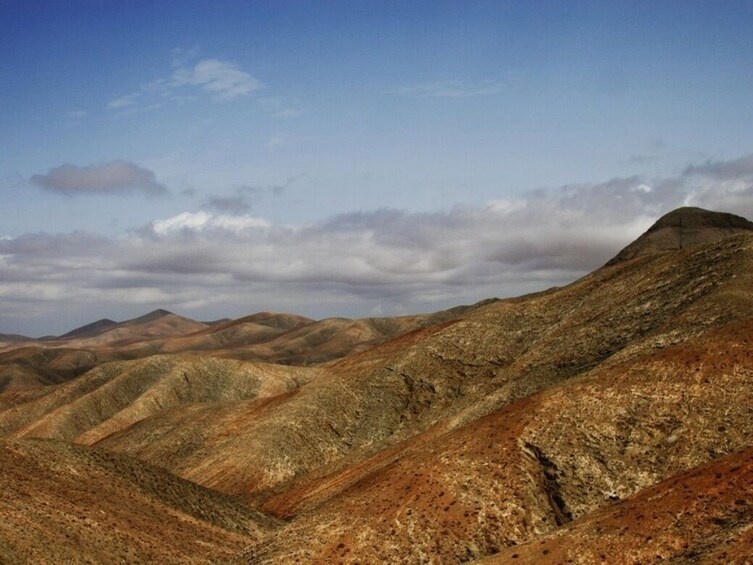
(1, 206, 752, 563)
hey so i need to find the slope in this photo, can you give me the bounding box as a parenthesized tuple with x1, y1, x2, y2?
(237, 304, 753, 562)
(0, 439, 278, 564)
(485, 445, 753, 564)
(3, 207, 752, 563)
(0, 355, 324, 446)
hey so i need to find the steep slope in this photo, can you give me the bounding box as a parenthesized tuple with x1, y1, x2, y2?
(0, 439, 278, 564)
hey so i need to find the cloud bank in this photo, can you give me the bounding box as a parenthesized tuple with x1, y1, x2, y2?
(30, 161, 167, 196)
(5, 153, 753, 335)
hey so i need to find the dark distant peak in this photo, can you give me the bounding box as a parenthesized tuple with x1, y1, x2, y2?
(58, 318, 119, 340)
(648, 207, 753, 232)
(125, 309, 176, 325)
(150, 308, 174, 316)
(0, 333, 34, 342)
(607, 207, 753, 266)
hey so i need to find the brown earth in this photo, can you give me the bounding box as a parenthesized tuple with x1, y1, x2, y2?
(0, 439, 278, 564)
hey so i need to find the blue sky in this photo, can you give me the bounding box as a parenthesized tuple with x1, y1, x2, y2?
(3, 1, 753, 335)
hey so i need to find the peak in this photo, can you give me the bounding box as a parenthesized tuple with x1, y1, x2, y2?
(125, 309, 176, 325)
(607, 207, 753, 266)
(149, 308, 173, 317)
(648, 207, 753, 232)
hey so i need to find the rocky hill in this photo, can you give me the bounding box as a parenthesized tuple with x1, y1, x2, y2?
(0, 206, 752, 563)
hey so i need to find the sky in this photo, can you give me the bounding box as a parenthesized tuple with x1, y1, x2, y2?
(2, 0, 753, 336)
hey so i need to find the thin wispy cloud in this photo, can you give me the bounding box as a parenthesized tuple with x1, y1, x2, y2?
(204, 178, 296, 214)
(30, 161, 167, 196)
(206, 195, 251, 214)
(6, 153, 753, 334)
(388, 80, 506, 98)
(108, 56, 262, 109)
(171, 59, 261, 100)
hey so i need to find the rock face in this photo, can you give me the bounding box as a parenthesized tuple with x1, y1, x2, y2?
(0, 207, 752, 563)
(606, 206, 753, 265)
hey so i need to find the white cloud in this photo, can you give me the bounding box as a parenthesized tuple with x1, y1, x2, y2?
(30, 161, 167, 196)
(265, 135, 284, 149)
(171, 58, 262, 100)
(107, 95, 138, 109)
(151, 212, 271, 235)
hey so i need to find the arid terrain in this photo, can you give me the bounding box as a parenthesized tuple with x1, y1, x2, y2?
(1, 206, 753, 563)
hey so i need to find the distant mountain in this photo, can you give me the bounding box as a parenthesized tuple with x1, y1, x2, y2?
(0, 333, 32, 343)
(121, 308, 175, 325)
(58, 310, 208, 348)
(0, 302, 494, 390)
(57, 318, 119, 340)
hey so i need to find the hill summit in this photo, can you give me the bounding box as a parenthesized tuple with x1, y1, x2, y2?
(607, 206, 753, 265)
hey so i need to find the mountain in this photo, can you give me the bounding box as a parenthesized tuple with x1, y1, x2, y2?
(607, 206, 753, 265)
(0, 333, 33, 343)
(0, 302, 493, 391)
(0, 206, 752, 562)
